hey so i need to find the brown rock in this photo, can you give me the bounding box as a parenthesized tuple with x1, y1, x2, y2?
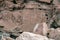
(37, 0, 51, 3)
(15, 0, 24, 4)
(4, 1, 14, 10)
(48, 28, 60, 40)
(25, 1, 51, 10)
(0, 10, 23, 31)
(25, 1, 39, 8)
(22, 9, 48, 32)
(33, 22, 49, 36)
(53, 0, 60, 5)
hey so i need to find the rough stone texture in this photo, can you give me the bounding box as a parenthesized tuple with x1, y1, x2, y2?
(53, 0, 60, 5)
(33, 22, 49, 36)
(53, 0, 60, 9)
(25, 1, 39, 8)
(55, 9, 60, 26)
(48, 28, 60, 40)
(25, 1, 52, 9)
(37, 0, 51, 3)
(4, 1, 14, 10)
(0, 0, 25, 11)
(22, 9, 48, 32)
(16, 32, 54, 40)
(0, 0, 60, 40)
(2, 37, 14, 40)
(0, 0, 52, 35)
(0, 10, 23, 31)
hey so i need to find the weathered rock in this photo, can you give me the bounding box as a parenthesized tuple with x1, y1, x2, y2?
(3, 1, 14, 10)
(50, 9, 60, 29)
(25, 1, 51, 9)
(14, 3, 25, 10)
(22, 9, 49, 32)
(37, 0, 52, 3)
(0, 10, 23, 31)
(16, 32, 54, 40)
(55, 10, 60, 26)
(0, 0, 25, 11)
(33, 22, 49, 36)
(0, 1, 60, 40)
(15, 0, 24, 4)
(53, 0, 60, 5)
(2, 37, 14, 40)
(25, 1, 39, 8)
(48, 28, 60, 40)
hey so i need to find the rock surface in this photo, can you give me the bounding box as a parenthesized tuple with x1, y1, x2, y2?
(48, 28, 60, 40)
(0, 0, 60, 40)
(16, 32, 54, 40)
(37, 0, 51, 3)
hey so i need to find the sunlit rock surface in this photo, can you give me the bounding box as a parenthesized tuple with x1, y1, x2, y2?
(16, 32, 54, 40)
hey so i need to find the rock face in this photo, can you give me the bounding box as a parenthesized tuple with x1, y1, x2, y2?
(0, 0, 60, 40)
(16, 32, 54, 40)
(0, 0, 51, 33)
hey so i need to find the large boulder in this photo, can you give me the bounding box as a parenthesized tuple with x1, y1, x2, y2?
(16, 32, 54, 40)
